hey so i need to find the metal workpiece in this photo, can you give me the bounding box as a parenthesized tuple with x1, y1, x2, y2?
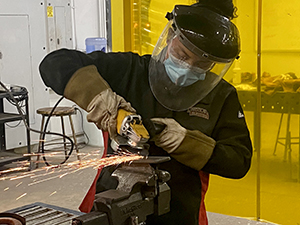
(112, 163, 156, 193)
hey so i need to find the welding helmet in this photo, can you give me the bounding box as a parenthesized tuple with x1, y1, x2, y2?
(149, 4, 240, 111)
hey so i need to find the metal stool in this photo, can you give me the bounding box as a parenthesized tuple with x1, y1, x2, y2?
(36, 106, 79, 166)
(273, 112, 298, 162)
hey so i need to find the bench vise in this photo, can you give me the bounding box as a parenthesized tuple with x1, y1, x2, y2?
(72, 156, 171, 225)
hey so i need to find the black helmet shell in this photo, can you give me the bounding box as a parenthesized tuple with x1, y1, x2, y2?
(172, 5, 240, 62)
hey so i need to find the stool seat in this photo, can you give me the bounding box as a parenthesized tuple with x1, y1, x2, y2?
(37, 107, 76, 116)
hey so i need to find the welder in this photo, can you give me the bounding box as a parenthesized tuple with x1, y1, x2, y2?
(39, 0, 253, 224)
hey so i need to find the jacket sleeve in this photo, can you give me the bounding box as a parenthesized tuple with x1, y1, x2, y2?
(202, 88, 253, 179)
(39, 48, 94, 95)
(39, 48, 149, 97)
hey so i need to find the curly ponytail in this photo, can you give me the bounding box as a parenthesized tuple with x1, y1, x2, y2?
(195, 0, 237, 20)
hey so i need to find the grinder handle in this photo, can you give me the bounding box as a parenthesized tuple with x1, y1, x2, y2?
(143, 119, 166, 139)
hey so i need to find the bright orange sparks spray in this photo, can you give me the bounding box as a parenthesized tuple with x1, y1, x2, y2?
(0, 150, 143, 200)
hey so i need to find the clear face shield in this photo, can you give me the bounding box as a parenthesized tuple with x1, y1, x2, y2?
(149, 20, 236, 111)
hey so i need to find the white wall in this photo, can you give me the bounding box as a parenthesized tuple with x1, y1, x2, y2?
(70, 0, 106, 146)
(0, 0, 107, 149)
(0, 0, 50, 149)
(72, 0, 107, 51)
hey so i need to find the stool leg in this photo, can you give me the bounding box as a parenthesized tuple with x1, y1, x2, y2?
(36, 115, 45, 168)
(274, 113, 284, 156)
(68, 114, 80, 160)
(287, 131, 293, 179)
(284, 113, 291, 161)
(60, 116, 67, 157)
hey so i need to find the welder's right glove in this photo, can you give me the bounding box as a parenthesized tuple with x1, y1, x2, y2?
(151, 118, 216, 171)
(63, 65, 136, 138)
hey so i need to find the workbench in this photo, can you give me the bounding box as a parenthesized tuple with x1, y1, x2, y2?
(0, 86, 31, 166)
(238, 90, 300, 180)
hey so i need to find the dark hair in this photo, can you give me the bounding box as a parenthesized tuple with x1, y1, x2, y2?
(195, 0, 237, 20)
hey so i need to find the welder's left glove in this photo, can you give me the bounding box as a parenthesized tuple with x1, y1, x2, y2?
(63, 65, 136, 138)
(151, 118, 216, 171)
(86, 89, 135, 138)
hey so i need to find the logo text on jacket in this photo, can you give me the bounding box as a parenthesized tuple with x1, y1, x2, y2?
(187, 107, 209, 120)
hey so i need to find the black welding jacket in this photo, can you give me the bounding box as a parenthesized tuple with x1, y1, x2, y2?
(39, 49, 252, 225)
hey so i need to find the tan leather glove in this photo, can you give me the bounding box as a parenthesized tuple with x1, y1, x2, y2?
(151, 118, 216, 171)
(86, 89, 135, 138)
(63, 65, 135, 138)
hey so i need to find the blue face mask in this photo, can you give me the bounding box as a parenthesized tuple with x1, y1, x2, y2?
(163, 55, 206, 87)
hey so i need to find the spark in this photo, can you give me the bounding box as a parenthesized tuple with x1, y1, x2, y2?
(49, 191, 57, 196)
(0, 167, 28, 175)
(16, 182, 23, 187)
(24, 151, 68, 158)
(29, 169, 56, 179)
(59, 172, 68, 178)
(10, 173, 35, 180)
(26, 154, 143, 186)
(28, 174, 63, 186)
(16, 193, 27, 200)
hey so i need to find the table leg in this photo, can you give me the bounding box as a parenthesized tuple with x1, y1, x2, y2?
(299, 114, 300, 182)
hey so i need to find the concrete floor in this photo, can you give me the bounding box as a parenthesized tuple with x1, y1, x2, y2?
(0, 144, 276, 224)
(0, 145, 101, 213)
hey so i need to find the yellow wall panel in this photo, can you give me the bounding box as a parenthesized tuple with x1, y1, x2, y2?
(147, 0, 196, 54)
(111, 0, 124, 51)
(209, 1, 300, 224)
(119, 0, 196, 54)
(111, 0, 300, 223)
